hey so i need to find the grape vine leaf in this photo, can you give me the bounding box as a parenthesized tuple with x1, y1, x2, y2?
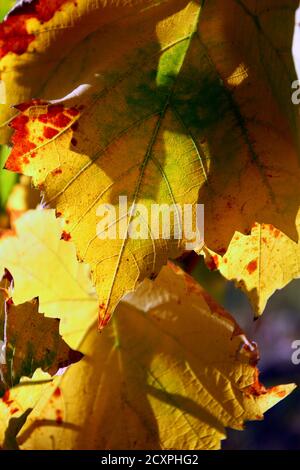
(0, 369, 54, 449)
(203, 212, 300, 316)
(0, 209, 98, 350)
(12, 264, 296, 450)
(0, 284, 83, 389)
(1, 0, 300, 325)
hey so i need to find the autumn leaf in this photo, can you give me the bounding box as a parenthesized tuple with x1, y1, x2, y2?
(1, 0, 300, 325)
(203, 210, 300, 315)
(0, 209, 98, 350)
(12, 264, 295, 450)
(0, 369, 55, 450)
(0, 287, 83, 389)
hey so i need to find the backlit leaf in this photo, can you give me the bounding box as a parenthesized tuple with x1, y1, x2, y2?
(0, 209, 97, 350)
(0, 286, 83, 388)
(2, 0, 300, 325)
(203, 212, 300, 315)
(0, 369, 55, 450)
(15, 264, 295, 450)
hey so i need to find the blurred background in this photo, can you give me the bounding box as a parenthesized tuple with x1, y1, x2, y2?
(1, 0, 300, 451)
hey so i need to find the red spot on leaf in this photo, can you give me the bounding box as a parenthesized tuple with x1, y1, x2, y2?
(54, 113, 71, 128)
(6, 114, 36, 172)
(39, 106, 72, 128)
(53, 387, 61, 398)
(10, 407, 19, 415)
(0, 1, 74, 59)
(14, 102, 33, 112)
(2, 390, 13, 406)
(0, 16, 34, 59)
(71, 121, 79, 131)
(246, 259, 257, 274)
(61, 230, 71, 241)
(67, 107, 80, 117)
(99, 303, 111, 328)
(48, 105, 64, 115)
(206, 254, 219, 271)
(274, 389, 286, 398)
(43, 126, 59, 139)
(51, 168, 62, 176)
(245, 370, 267, 397)
(55, 409, 63, 425)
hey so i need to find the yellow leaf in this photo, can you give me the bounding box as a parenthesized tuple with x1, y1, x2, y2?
(196, 0, 300, 252)
(0, 369, 55, 450)
(203, 212, 300, 315)
(2, 0, 300, 325)
(0, 209, 97, 350)
(0, 288, 83, 388)
(15, 264, 295, 450)
(6, 176, 41, 226)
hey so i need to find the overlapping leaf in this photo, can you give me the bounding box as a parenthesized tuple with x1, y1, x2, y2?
(0, 369, 55, 450)
(0, 209, 97, 350)
(203, 211, 300, 315)
(1, 0, 300, 325)
(0, 288, 82, 389)
(11, 264, 294, 450)
(0, 216, 295, 449)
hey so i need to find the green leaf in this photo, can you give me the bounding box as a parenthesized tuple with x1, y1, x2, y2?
(0, 146, 17, 211)
(0, 0, 14, 21)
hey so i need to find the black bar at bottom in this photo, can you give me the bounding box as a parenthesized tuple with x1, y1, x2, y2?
(0, 449, 297, 466)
